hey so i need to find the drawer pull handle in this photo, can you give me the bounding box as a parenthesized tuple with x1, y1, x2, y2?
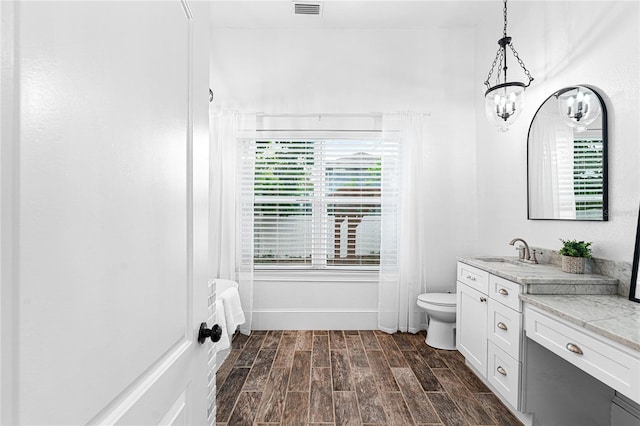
(566, 343, 584, 355)
(498, 288, 509, 296)
(480, 297, 487, 302)
(497, 366, 507, 376)
(466, 275, 477, 282)
(497, 322, 508, 331)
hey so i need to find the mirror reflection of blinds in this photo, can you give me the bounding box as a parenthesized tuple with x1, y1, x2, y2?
(573, 138, 604, 219)
(240, 139, 399, 269)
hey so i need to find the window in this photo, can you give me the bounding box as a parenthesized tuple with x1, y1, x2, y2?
(242, 139, 391, 270)
(573, 136, 604, 219)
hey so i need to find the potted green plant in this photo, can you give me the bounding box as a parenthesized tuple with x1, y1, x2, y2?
(558, 239, 592, 274)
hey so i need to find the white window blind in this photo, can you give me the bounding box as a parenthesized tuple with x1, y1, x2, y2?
(240, 138, 398, 269)
(573, 137, 604, 219)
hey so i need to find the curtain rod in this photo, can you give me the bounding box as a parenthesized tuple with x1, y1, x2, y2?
(256, 112, 431, 118)
(256, 113, 383, 118)
(256, 129, 383, 133)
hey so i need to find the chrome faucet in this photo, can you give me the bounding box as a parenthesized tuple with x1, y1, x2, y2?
(509, 238, 538, 264)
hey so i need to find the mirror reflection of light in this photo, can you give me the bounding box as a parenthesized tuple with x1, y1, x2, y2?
(558, 88, 600, 132)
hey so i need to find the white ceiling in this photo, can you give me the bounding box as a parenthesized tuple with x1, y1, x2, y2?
(210, 1, 499, 30)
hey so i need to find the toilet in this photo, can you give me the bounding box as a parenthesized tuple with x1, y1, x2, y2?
(416, 292, 457, 350)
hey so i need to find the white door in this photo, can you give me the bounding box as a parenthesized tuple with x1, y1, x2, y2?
(0, 1, 212, 425)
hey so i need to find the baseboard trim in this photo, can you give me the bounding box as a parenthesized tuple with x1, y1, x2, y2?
(613, 393, 640, 419)
(251, 310, 378, 330)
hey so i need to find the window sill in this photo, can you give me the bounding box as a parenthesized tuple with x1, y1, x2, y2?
(253, 269, 379, 283)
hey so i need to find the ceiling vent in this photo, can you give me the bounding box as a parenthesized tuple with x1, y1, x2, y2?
(294, 2, 322, 16)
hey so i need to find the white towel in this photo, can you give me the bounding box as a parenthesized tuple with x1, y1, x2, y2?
(214, 299, 231, 351)
(219, 286, 246, 335)
(216, 278, 239, 294)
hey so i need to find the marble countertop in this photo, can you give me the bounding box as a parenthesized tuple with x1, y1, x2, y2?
(458, 256, 618, 295)
(520, 294, 640, 352)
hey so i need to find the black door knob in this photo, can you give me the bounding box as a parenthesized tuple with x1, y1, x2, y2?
(198, 322, 222, 344)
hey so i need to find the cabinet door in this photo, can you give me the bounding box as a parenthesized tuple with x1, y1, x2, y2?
(457, 282, 488, 378)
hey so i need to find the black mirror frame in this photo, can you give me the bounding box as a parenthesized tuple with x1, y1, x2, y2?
(527, 85, 609, 221)
(629, 205, 640, 303)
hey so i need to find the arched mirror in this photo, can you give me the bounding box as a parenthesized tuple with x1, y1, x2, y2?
(527, 86, 608, 221)
(630, 206, 640, 303)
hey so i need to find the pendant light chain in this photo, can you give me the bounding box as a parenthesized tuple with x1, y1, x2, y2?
(496, 48, 505, 86)
(503, 0, 508, 38)
(483, 0, 534, 91)
(484, 47, 503, 89)
(484, 0, 509, 89)
(509, 43, 534, 84)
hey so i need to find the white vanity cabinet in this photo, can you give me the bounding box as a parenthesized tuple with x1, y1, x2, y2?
(456, 262, 524, 409)
(457, 257, 634, 424)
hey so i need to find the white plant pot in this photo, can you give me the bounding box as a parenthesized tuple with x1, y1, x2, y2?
(561, 255, 585, 274)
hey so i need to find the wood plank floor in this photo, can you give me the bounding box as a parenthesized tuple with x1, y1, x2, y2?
(216, 330, 522, 426)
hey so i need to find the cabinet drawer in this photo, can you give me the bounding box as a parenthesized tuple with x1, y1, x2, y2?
(525, 305, 640, 404)
(487, 341, 521, 409)
(488, 299, 522, 359)
(489, 274, 522, 312)
(457, 262, 489, 294)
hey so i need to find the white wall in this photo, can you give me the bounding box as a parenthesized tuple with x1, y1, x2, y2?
(251, 271, 379, 330)
(221, 26, 480, 270)
(210, 22, 480, 328)
(211, 27, 470, 114)
(474, 1, 640, 264)
(210, 1, 640, 329)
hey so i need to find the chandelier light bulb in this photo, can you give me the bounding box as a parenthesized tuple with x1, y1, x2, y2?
(583, 94, 590, 115)
(485, 84, 526, 132)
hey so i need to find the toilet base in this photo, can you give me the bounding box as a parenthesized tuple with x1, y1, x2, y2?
(425, 319, 456, 350)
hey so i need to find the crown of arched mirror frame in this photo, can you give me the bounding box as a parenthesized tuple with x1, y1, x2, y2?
(527, 86, 608, 221)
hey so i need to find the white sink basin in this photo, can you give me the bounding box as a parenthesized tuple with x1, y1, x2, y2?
(471, 256, 526, 266)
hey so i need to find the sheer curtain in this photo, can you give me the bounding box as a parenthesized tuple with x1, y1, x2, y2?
(210, 110, 256, 334)
(378, 112, 430, 333)
(529, 104, 575, 219)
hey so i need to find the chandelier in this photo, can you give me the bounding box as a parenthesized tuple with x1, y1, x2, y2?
(483, 0, 534, 132)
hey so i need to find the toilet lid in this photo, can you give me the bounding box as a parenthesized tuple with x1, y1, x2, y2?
(417, 292, 456, 306)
